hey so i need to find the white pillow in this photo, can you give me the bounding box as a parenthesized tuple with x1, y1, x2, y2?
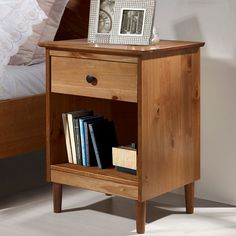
(0, 0, 47, 76)
(9, 0, 69, 66)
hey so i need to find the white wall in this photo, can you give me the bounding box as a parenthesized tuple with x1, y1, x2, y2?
(155, 0, 236, 205)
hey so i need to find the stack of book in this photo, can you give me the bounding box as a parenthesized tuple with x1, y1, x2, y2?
(62, 110, 117, 169)
(112, 145, 137, 175)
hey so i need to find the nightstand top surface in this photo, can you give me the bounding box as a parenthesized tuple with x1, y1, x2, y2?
(39, 39, 204, 56)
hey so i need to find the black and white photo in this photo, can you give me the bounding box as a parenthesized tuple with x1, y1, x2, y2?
(120, 9, 145, 35)
(110, 0, 156, 45)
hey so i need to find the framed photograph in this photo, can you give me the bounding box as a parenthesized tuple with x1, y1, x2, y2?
(110, 0, 156, 45)
(88, 0, 116, 44)
(119, 9, 146, 36)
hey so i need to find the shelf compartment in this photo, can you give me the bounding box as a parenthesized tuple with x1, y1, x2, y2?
(51, 163, 138, 200)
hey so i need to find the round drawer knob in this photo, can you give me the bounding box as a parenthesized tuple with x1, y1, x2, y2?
(86, 75, 97, 85)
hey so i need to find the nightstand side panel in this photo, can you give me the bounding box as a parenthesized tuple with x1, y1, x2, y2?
(139, 48, 201, 201)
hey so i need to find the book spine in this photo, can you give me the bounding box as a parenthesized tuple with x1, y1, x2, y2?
(79, 119, 87, 166)
(62, 113, 73, 163)
(84, 122, 90, 166)
(73, 118, 82, 165)
(88, 124, 102, 168)
(67, 114, 77, 164)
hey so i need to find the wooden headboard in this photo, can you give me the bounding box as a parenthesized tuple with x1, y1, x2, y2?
(55, 0, 90, 40)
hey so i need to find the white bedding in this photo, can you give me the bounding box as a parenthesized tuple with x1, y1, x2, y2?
(0, 0, 47, 77)
(0, 63, 45, 100)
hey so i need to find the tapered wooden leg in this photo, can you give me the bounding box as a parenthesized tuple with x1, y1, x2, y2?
(53, 183, 62, 213)
(136, 201, 146, 234)
(184, 182, 194, 214)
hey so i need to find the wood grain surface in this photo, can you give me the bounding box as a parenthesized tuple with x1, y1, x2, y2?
(136, 201, 146, 234)
(139, 49, 201, 201)
(53, 183, 62, 213)
(40, 39, 205, 57)
(51, 168, 138, 200)
(185, 182, 195, 214)
(0, 95, 45, 159)
(51, 57, 137, 102)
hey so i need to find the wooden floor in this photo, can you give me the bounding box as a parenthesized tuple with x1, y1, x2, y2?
(0, 186, 235, 236)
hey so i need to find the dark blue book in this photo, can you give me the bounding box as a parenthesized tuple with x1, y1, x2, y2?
(88, 120, 117, 169)
(83, 116, 104, 166)
(79, 116, 94, 166)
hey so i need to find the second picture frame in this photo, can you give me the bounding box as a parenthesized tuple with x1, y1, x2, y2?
(88, 0, 156, 45)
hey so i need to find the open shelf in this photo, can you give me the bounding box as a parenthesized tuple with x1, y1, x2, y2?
(51, 163, 138, 186)
(50, 163, 138, 200)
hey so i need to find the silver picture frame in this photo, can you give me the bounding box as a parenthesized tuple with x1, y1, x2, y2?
(88, 0, 116, 44)
(110, 0, 156, 45)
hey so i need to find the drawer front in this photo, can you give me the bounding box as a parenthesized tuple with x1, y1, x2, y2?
(51, 57, 137, 102)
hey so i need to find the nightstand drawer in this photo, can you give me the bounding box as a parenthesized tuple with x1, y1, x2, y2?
(51, 57, 137, 102)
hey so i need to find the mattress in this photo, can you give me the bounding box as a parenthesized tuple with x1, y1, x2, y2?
(0, 63, 45, 100)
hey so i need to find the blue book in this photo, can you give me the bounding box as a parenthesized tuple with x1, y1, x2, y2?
(79, 116, 93, 166)
(83, 116, 104, 166)
(88, 121, 102, 168)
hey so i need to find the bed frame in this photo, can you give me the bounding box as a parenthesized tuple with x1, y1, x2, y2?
(0, 0, 90, 159)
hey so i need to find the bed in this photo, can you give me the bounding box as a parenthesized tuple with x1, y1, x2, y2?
(0, 0, 90, 159)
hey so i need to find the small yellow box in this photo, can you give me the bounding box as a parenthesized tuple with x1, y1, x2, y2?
(112, 146, 137, 170)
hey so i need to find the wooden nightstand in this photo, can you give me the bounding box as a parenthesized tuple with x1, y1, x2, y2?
(40, 39, 204, 234)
